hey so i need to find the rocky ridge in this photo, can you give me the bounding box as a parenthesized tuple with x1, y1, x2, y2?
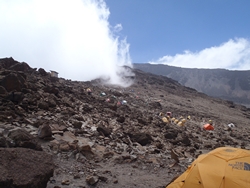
(1, 57, 250, 188)
(134, 63, 250, 107)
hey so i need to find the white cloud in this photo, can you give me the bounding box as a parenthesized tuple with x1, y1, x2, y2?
(113, 24, 123, 33)
(0, 0, 133, 86)
(149, 38, 250, 70)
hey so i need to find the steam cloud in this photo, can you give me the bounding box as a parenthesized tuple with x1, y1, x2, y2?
(149, 38, 250, 70)
(0, 0, 133, 86)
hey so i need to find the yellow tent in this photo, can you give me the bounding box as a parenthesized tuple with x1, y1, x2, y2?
(166, 147, 250, 188)
(171, 117, 176, 122)
(174, 119, 179, 124)
(162, 117, 169, 123)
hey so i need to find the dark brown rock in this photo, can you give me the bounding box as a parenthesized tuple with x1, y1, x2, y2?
(38, 124, 52, 139)
(8, 129, 42, 150)
(9, 62, 32, 72)
(117, 116, 125, 123)
(149, 101, 162, 109)
(72, 121, 82, 129)
(0, 57, 19, 69)
(97, 126, 111, 137)
(164, 130, 178, 140)
(0, 136, 8, 147)
(6, 91, 24, 103)
(43, 86, 59, 96)
(0, 73, 26, 92)
(0, 147, 54, 188)
(38, 101, 49, 110)
(38, 68, 48, 76)
(0, 86, 7, 97)
(129, 133, 152, 146)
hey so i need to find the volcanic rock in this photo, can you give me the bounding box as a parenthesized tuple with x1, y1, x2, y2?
(8, 128, 42, 151)
(0, 148, 54, 188)
(38, 124, 52, 139)
(1, 57, 250, 187)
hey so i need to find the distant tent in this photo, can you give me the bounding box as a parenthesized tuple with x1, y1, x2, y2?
(174, 119, 179, 124)
(177, 119, 186, 127)
(227, 123, 236, 128)
(166, 112, 172, 117)
(86, 88, 92, 95)
(162, 117, 169, 123)
(121, 100, 127, 105)
(203, 123, 214, 130)
(100, 92, 106, 96)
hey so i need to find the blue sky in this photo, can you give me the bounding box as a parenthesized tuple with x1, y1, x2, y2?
(1, 0, 250, 84)
(106, 0, 250, 69)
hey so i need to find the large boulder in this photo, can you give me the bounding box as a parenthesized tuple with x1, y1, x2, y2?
(38, 68, 48, 76)
(0, 148, 54, 188)
(0, 72, 26, 92)
(38, 124, 52, 139)
(8, 128, 42, 151)
(9, 62, 32, 72)
(128, 132, 153, 146)
(0, 57, 19, 69)
(0, 86, 7, 97)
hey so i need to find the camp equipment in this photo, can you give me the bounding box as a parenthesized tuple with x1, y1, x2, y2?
(177, 120, 186, 127)
(227, 123, 235, 128)
(167, 112, 172, 117)
(203, 124, 214, 130)
(174, 119, 179, 124)
(162, 117, 169, 123)
(86, 88, 92, 95)
(166, 147, 250, 188)
(171, 117, 176, 122)
(177, 121, 184, 127)
(121, 100, 127, 105)
(100, 92, 106, 96)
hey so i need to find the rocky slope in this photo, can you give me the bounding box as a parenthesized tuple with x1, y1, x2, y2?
(134, 63, 250, 107)
(1, 57, 250, 188)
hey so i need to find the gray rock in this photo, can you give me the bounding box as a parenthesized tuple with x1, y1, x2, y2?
(86, 175, 99, 185)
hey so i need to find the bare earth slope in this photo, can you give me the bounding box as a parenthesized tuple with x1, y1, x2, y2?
(1, 58, 250, 188)
(134, 63, 250, 107)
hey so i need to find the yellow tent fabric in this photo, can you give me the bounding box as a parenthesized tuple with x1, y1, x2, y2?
(177, 121, 185, 127)
(162, 117, 169, 123)
(174, 119, 179, 124)
(166, 147, 250, 188)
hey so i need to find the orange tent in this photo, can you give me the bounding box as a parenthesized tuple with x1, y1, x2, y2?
(203, 124, 214, 130)
(166, 147, 250, 188)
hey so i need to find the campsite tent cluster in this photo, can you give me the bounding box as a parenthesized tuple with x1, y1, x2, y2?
(86, 88, 128, 106)
(85, 87, 247, 188)
(160, 112, 215, 131)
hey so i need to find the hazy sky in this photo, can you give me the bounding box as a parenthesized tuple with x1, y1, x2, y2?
(106, 0, 250, 70)
(1, 1, 250, 85)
